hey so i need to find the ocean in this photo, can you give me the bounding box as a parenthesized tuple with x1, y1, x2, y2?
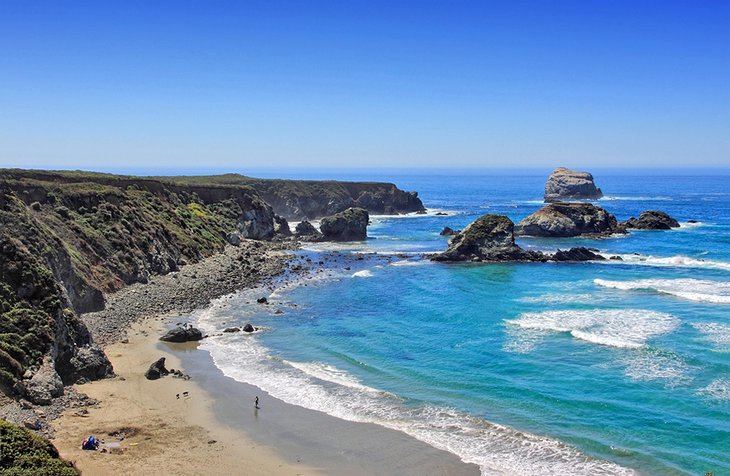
(193, 169, 729, 475)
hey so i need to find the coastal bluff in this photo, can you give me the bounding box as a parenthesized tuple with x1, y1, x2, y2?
(544, 167, 603, 202)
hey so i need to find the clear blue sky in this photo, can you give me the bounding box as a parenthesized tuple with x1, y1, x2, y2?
(1, 0, 728, 170)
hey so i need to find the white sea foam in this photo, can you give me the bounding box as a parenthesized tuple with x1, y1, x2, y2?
(599, 195, 672, 201)
(198, 330, 634, 475)
(594, 278, 730, 304)
(352, 269, 373, 278)
(370, 208, 461, 221)
(621, 348, 694, 387)
(599, 253, 730, 272)
(697, 378, 730, 401)
(517, 293, 603, 304)
(691, 322, 730, 352)
(505, 309, 679, 349)
(390, 259, 433, 267)
(678, 221, 705, 229)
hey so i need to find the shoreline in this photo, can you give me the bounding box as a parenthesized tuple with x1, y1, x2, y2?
(50, 241, 480, 475)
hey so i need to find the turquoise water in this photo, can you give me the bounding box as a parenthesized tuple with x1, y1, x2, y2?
(199, 171, 729, 475)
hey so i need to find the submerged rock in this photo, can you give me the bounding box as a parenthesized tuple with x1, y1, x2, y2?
(319, 207, 369, 241)
(515, 203, 624, 237)
(144, 357, 170, 380)
(622, 210, 680, 230)
(432, 214, 544, 262)
(160, 326, 204, 342)
(544, 167, 603, 202)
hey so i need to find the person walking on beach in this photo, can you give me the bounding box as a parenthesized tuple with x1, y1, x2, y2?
(255, 396, 259, 408)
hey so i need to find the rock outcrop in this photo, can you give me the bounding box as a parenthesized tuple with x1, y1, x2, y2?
(160, 326, 204, 343)
(544, 168, 603, 202)
(622, 210, 680, 230)
(440, 226, 459, 236)
(319, 208, 369, 241)
(432, 214, 544, 262)
(17, 358, 64, 405)
(144, 357, 169, 380)
(515, 203, 624, 237)
(294, 221, 322, 240)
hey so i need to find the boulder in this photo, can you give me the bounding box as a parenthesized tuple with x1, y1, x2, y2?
(19, 359, 64, 405)
(63, 345, 114, 384)
(144, 357, 169, 380)
(515, 203, 624, 237)
(439, 226, 459, 236)
(294, 221, 322, 240)
(273, 215, 292, 236)
(225, 232, 242, 246)
(622, 210, 680, 230)
(242, 323, 255, 333)
(256, 297, 268, 304)
(319, 208, 369, 241)
(160, 326, 204, 342)
(544, 167, 603, 202)
(432, 214, 544, 262)
(223, 327, 240, 333)
(551, 247, 606, 261)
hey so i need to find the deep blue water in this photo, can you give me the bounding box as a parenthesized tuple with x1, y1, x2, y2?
(198, 170, 729, 475)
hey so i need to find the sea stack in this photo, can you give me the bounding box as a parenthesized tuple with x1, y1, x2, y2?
(515, 203, 624, 237)
(319, 207, 369, 241)
(544, 167, 603, 202)
(432, 214, 544, 262)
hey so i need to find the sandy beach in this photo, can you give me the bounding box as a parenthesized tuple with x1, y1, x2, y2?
(52, 318, 320, 476)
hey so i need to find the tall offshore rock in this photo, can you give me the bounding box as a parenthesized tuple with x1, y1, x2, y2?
(544, 167, 603, 202)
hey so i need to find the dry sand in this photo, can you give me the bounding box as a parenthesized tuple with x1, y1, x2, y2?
(53, 319, 321, 476)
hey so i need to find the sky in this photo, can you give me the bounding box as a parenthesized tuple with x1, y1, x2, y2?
(1, 0, 729, 170)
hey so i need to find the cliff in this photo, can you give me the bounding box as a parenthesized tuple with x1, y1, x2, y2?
(0, 168, 280, 396)
(161, 174, 426, 220)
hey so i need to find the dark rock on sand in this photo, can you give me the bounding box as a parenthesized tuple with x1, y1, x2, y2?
(144, 357, 170, 380)
(622, 210, 680, 230)
(440, 226, 459, 236)
(544, 167, 603, 202)
(273, 215, 292, 236)
(17, 359, 64, 405)
(294, 221, 322, 240)
(257, 297, 268, 304)
(551, 247, 606, 261)
(432, 214, 544, 262)
(319, 207, 369, 241)
(515, 203, 624, 237)
(242, 323, 255, 333)
(61, 345, 114, 383)
(223, 327, 240, 333)
(160, 326, 204, 342)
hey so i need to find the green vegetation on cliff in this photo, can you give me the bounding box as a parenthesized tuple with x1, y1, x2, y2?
(0, 419, 78, 475)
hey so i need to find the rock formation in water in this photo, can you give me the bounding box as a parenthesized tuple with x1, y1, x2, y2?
(432, 214, 545, 262)
(439, 226, 459, 236)
(551, 247, 606, 261)
(622, 210, 680, 230)
(319, 207, 370, 241)
(294, 220, 322, 240)
(544, 167, 603, 202)
(515, 203, 624, 237)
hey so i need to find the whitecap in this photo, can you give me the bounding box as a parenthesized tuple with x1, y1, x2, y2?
(352, 269, 373, 278)
(697, 378, 730, 401)
(594, 278, 730, 304)
(620, 348, 695, 387)
(200, 334, 635, 475)
(599, 195, 673, 201)
(598, 253, 730, 272)
(505, 309, 679, 349)
(517, 293, 603, 304)
(691, 322, 730, 352)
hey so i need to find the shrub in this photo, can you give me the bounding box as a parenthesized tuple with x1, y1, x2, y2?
(0, 419, 78, 475)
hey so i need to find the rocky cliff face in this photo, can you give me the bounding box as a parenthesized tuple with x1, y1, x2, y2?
(432, 214, 544, 262)
(0, 169, 283, 399)
(544, 168, 603, 202)
(190, 175, 426, 220)
(515, 203, 624, 237)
